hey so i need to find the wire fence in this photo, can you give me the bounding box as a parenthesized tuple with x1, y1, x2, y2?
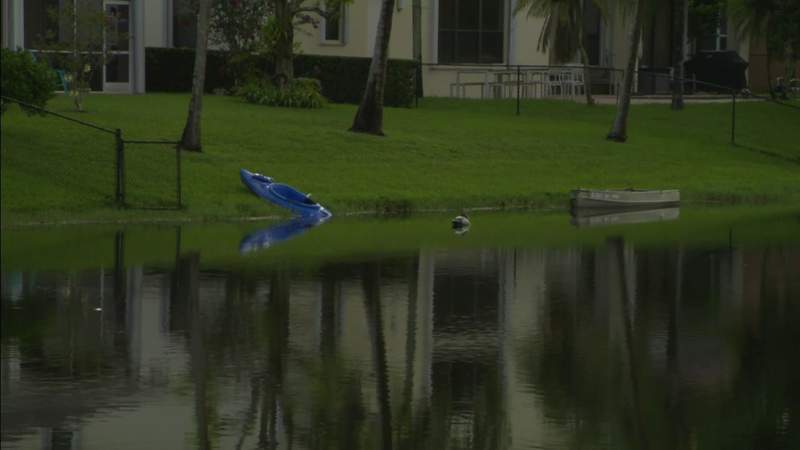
(412, 63, 800, 146)
(1, 95, 182, 210)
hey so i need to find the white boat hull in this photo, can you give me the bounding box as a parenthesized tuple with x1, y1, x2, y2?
(570, 189, 680, 209)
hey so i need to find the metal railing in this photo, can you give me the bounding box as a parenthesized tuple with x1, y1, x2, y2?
(412, 63, 800, 145)
(1, 95, 182, 209)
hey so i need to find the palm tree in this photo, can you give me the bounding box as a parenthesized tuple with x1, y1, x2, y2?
(350, 0, 397, 135)
(671, 0, 687, 110)
(412, 0, 423, 98)
(607, 0, 647, 142)
(514, 0, 600, 106)
(728, 0, 799, 97)
(179, 0, 211, 151)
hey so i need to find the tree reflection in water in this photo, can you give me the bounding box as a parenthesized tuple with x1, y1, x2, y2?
(1, 227, 798, 450)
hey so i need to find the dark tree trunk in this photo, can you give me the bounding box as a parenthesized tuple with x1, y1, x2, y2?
(350, 0, 397, 135)
(766, 51, 775, 99)
(412, 0, 423, 97)
(180, 0, 211, 151)
(671, 0, 687, 110)
(578, 1, 595, 106)
(272, 1, 295, 88)
(579, 45, 596, 106)
(607, 0, 646, 142)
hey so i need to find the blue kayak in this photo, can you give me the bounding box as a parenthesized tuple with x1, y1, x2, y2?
(240, 169, 332, 219)
(239, 215, 328, 254)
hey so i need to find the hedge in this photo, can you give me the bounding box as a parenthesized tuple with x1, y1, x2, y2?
(145, 47, 417, 107)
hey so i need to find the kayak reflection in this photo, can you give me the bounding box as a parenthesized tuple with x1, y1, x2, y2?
(239, 216, 330, 254)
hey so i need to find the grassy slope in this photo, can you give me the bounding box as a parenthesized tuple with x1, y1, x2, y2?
(1, 94, 798, 225)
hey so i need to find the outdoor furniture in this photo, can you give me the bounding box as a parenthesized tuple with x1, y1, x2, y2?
(55, 69, 70, 93)
(546, 69, 565, 97)
(562, 68, 586, 99)
(450, 69, 491, 99)
(488, 70, 518, 99)
(446, 66, 597, 100)
(521, 70, 549, 98)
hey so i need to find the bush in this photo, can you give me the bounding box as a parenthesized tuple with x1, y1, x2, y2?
(294, 54, 417, 107)
(1, 49, 57, 115)
(144, 47, 418, 107)
(238, 77, 325, 108)
(144, 47, 234, 93)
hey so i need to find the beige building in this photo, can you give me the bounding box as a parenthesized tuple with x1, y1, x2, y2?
(1, 0, 759, 96)
(295, 0, 756, 97)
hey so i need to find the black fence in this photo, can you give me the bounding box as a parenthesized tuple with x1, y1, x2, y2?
(414, 63, 800, 145)
(1, 95, 182, 210)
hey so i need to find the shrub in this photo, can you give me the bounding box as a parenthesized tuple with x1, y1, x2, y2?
(144, 47, 418, 107)
(1, 49, 57, 115)
(238, 77, 325, 108)
(145, 47, 234, 93)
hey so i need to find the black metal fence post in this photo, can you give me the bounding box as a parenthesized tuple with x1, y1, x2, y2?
(415, 61, 420, 108)
(516, 65, 521, 116)
(176, 146, 182, 208)
(731, 92, 736, 145)
(114, 128, 125, 207)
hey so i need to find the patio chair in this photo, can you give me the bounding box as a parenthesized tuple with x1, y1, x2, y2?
(546, 70, 564, 97)
(522, 70, 548, 99)
(55, 69, 70, 93)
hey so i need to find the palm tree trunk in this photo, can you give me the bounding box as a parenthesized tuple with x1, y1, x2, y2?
(412, 0, 423, 97)
(766, 50, 774, 98)
(671, 0, 686, 110)
(180, 0, 210, 151)
(272, 0, 295, 88)
(577, 1, 595, 106)
(579, 45, 595, 106)
(607, 0, 646, 142)
(350, 0, 397, 135)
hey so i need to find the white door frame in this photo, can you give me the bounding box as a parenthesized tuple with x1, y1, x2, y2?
(103, 0, 132, 93)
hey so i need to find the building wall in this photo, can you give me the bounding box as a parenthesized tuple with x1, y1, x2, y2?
(295, 1, 415, 60)
(296, 6, 368, 58)
(144, 0, 169, 48)
(388, 0, 413, 59)
(747, 36, 797, 93)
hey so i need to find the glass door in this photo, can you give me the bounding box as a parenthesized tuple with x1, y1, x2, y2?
(103, 1, 131, 92)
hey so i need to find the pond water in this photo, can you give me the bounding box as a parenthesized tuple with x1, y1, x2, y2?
(2, 208, 799, 450)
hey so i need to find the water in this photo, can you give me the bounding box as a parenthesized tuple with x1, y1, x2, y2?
(2, 208, 799, 450)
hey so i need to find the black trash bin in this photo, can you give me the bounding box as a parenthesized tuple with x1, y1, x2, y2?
(684, 51, 748, 92)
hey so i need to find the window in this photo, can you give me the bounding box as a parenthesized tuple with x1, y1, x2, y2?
(582, 0, 601, 65)
(322, 6, 345, 43)
(24, 0, 108, 49)
(698, 5, 727, 51)
(438, 0, 504, 64)
(173, 0, 196, 48)
(24, 0, 58, 47)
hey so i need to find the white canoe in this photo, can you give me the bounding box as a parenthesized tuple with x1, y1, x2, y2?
(570, 189, 680, 209)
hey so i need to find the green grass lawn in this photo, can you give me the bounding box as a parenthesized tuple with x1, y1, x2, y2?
(2, 94, 798, 225)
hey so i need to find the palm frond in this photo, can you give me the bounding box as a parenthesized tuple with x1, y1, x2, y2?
(515, 0, 606, 63)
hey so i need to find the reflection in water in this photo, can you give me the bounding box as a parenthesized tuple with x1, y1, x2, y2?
(239, 216, 330, 254)
(570, 207, 680, 228)
(1, 225, 799, 450)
